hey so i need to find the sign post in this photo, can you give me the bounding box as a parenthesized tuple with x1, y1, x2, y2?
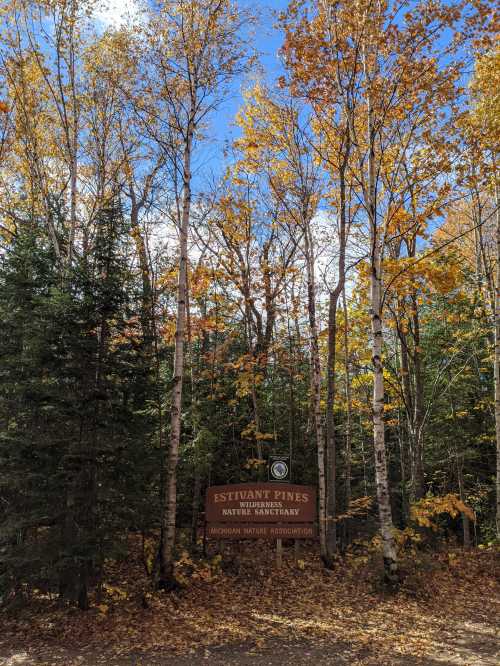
(267, 456, 292, 567)
(276, 538, 283, 569)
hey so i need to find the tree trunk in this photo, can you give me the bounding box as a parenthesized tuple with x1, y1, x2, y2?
(68, 154, 77, 266)
(371, 256, 398, 583)
(67, 1, 78, 268)
(366, 89, 398, 583)
(286, 302, 297, 460)
(326, 289, 339, 560)
(398, 318, 413, 493)
(449, 393, 471, 548)
(158, 121, 193, 589)
(191, 467, 201, 549)
(303, 222, 327, 562)
(190, 300, 210, 548)
(130, 199, 154, 348)
(325, 149, 349, 561)
(251, 379, 263, 465)
(457, 457, 471, 549)
(411, 297, 425, 501)
(394, 232, 424, 506)
(342, 286, 352, 546)
(494, 162, 500, 539)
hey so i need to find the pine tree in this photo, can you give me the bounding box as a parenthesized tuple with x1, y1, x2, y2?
(0, 200, 158, 607)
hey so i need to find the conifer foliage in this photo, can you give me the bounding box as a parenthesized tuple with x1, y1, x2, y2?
(0, 200, 157, 607)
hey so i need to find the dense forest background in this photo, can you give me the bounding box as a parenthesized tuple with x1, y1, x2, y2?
(0, 0, 498, 612)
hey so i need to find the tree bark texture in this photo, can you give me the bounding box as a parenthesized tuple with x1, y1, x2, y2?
(303, 222, 327, 561)
(367, 91, 398, 583)
(159, 122, 193, 588)
(494, 166, 500, 538)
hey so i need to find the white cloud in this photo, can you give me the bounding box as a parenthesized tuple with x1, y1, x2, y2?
(94, 0, 142, 29)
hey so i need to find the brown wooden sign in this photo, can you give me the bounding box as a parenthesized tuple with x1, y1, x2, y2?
(205, 483, 316, 539)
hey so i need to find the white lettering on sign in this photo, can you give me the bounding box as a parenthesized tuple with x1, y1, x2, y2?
(214, 490, 310, 503)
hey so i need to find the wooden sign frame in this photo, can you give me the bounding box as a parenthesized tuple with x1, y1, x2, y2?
(204, 483, 317, 539)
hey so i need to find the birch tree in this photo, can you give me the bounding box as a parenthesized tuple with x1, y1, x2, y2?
(283, 0, 470, 582)
(136, 0, 250, 588)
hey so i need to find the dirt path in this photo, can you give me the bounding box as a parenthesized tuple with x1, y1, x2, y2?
(1, 639, 499, 666)
(1, 547, 499, 666)
(2, 615, 499, 666)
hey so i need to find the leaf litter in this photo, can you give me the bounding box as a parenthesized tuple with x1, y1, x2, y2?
(0, 539, 498, 665)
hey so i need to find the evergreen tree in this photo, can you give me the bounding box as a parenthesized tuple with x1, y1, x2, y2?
(0, 201, 159, 607)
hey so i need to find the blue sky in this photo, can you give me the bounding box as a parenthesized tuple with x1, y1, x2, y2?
(202, 0, 291, 180)
(96, 0, 291, 181)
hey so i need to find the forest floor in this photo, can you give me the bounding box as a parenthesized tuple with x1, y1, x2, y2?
(1, 540, 499, 666)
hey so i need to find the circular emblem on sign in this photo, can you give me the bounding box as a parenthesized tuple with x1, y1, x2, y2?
(271, 460, 288, 480)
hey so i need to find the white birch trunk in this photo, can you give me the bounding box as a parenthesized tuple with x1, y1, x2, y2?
(366, 89, 398, 583)
(66, 0, 78, 267)
(159, 121, 193, 586)
(371, 254, 398, 582)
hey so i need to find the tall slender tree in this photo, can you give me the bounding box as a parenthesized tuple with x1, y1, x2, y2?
(134, 0, 250, 588)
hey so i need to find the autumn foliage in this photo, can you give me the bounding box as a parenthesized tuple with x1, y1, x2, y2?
(0, 0, 499, 663)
